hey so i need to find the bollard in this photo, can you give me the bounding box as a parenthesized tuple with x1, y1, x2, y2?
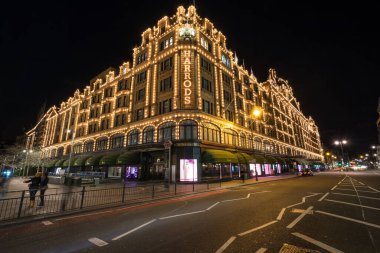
(174, 182, 177, 195)
(122, 183, 126, 203)
(80, 186, 85, 209)
(152, 184, 155, 199)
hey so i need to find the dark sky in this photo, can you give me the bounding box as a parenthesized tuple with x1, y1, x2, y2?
(1, 0, 379, 157)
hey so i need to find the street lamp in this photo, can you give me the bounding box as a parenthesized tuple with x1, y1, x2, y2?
(23, 149, 33, 177)
(67, 129, 75, 173)
(334, 140, 347, 167)
(250, 106, 266, 181)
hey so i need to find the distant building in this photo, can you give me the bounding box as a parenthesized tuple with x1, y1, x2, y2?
(26, 5, 323, 181)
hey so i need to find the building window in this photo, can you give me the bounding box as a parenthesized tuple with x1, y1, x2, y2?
(201, 77, 212, 92)
(224, 129, 238, 146)
(100, 118, 110, 131)
(226, 110, 233, 122)
(159, 99, 172, 114)
(104, 87, 114, 98)
(136, 51, 147, 65)
(136, 109, 144, 121)
(84, 141, 94, 152)
(79, 113, 87, 123)
(237, 97, 243, 110)
(245, 90, 253, 101)
(111, 135, 124, 149)
(201, 123, 220, 143)
(160, 76, 172, 92)
(143, 126, 154, 144)
(73, 144, 82, 154)
(202, 99, 214, 115)
(96, 138, 108, 151)
(114, 114, 127, 127)
(80, 100, 88, 110)
(102, 102, 112, 114)
(222, 73, 231, 85)
(128, 130, 140, 145)
(160, 57, 172, 71)
(238, 116, 244, 126)
(254, 138, 262, 150)
(88, 123, 98, 134)
(158, 122, 175, 142)
(91, 94, 101, 104)
(137, 88, 145, 101)
(90, 107, 100, 119)
(243, 75, 249, 85)
(235, 82, 242, 94)
(200, 37, 212, 52)
(159, 36, 173, 51)
(223, 90, 231, 102)
(221, 54, 230, 68)
(117, 80, 129, 91)
(116, 95, 128, 108)
(201, 58, 212, 72)
(179, 120, 198, 140)
(240, 133, 246, 147)
(136, 71, 147, 83)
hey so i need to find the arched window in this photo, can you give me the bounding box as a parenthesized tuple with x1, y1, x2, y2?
(111, 134, 124, 149)
(50, 149, 57, 158)
(84, 141, 94, 153)
(179, 120, 198, 140)
(254, 138, 262, 150)
(263, 140, 271, 152)
(143, 126, 154, 144)
(223, 129, 238, 146)
(247, 134, 253, 149)
(57, 147, 64, 157)
(128, 129, 140, 145)
(158, 122, 175, 142)
(65, 145, 71, 155)
(240, 133, 246, 147)
(200, 123, 220, 143)
(73, 144, 82, 154)
(96, 137, 108, 151)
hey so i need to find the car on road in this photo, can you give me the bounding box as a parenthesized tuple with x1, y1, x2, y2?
(301, 169, 313, 176)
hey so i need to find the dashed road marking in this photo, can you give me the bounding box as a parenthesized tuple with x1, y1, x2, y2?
(255, 248, 267, 253)
(277, 208, 286, 220)
(318, 192, 329, 202)
(206, 202, 220, 211)
(368, 186, 380, 193)
(88, 237, 108, 247)
(159, 210, 205, 220)
(215, 236, 236, 253)
(292, 232, 344, 253)
(287, 206, 313, 229)
(112, 219, 157, 240)
(54, 210, 113, 221)
(316, 210, 380, 229)
(238, 220, 278, 236)
(325, 199, 380, 211)
(332, 192, 380, 200)
(42, 221, 53, 225)
(331, 185, 338, 191)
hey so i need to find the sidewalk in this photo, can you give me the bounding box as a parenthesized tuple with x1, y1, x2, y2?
(0, 173, 299, 225)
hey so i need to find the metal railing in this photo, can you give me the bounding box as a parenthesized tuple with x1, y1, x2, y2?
(0, 179, 225, 222)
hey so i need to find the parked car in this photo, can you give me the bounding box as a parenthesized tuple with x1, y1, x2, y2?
(301, 169, 313, 176)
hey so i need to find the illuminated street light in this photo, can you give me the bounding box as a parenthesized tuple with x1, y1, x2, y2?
(67, 129, 75, 173)
(334, 139, 347, 167)
(22, 149, 33, 177)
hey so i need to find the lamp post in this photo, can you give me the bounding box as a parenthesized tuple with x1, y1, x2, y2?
(334, 140, 347, 167)
(251, 106, 266, 181)
(23, 149, 33, 177)
(67, 129, 75, 173)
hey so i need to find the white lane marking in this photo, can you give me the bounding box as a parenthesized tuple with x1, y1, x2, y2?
(42, 221, 53, 225)
(325, 199, 380, 211)
(54, 210, 113, 221)
(335, 188, 378, 194)
(207, 202, 220, 211)
(286, 201, 304, 209)
(159, 210, 205, 220)
(286, 193, 319, 208)
(287, 206, 313, 229)
(332, 192, 380, 200)
(88, 237, 109, 247)
(255, 248, 267, 253)
(318, 193, 329, 202)
(238, 220, 278, 236)
(277, 208, 286, 220)
(292, 232, 343, 253)
(369, 186, 380, 193)
(215, 236, 236, 253)
(316, 210, 380, 229)
(359, 182, 365, 185)
(221, 191, 270, 203)
(112, 219, 157, 240)
(331, 185, 338, 191)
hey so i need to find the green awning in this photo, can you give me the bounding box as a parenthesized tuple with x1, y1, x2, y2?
(250, 155, 265, 164)
(264, 156, 277, 164)
(235, 153, 253, 164)
(55, 159, 66, 167)
(116, 152, 140, 165)
(63, 158, 78, 167)
(73, 156, 91, 166)
(100, 153, 122, 166)
(85, 155, 104, 166)
(44, 159, 58, 168)
(202, 149, 238, 163)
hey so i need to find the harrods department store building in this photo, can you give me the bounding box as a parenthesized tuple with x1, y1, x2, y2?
(26, 6, 323, 182)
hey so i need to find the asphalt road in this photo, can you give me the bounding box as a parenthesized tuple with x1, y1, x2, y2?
(1, 171, 380, 253)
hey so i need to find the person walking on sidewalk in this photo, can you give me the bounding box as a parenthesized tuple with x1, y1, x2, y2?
(23, 172, 42, 208)
(38, 172, 49, 207)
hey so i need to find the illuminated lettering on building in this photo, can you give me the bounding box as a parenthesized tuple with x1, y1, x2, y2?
(183, 50, 192, 105)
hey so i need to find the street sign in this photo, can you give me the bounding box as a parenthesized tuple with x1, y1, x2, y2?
(164, 140, 172, 149)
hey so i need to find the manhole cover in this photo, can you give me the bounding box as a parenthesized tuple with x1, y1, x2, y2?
(279, 243, 321, 253)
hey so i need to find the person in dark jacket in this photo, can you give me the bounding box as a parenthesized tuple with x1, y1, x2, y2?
(24, 175, 41, 208)
(38, 172, 49, 207)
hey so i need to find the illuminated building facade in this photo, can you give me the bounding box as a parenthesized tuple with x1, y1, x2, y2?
(27, 6, 323, 181)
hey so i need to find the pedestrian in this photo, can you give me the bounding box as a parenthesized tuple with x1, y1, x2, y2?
(23, 173, 41, 208)
(38, 171, 49, 207)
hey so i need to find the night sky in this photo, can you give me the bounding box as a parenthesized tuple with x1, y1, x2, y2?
(1, 0, 379, 157)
